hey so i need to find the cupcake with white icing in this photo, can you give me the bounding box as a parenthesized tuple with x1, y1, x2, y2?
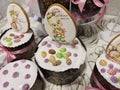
(35, 4, 86, 85)
(0, 59, 44, 90)
(0, 2, 36, 62)
(90, 34, 120, 90)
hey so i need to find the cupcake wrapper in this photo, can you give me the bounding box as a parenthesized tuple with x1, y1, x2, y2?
(90, 65, 120, 90)
(36, 61, 86, 85)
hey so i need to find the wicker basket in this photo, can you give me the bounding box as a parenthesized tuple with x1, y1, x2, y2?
(106, 34, 120, 64)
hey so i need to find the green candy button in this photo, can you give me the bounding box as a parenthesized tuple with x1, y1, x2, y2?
(6, 38, 12, 42)
(56, 53, 63, 58)
(60, 47, 67, 53)
(63, 54, 68, 59)
(8, 42, 13, 46)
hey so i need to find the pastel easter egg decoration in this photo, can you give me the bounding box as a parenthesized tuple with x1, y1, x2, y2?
(44, 4, 77, 44)
(7, 2, 30, 33)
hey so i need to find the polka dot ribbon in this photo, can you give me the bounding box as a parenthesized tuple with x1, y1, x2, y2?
(71, 0, 109, 12)
(85, 73, 106, 90)
(0, 44, 16, 62)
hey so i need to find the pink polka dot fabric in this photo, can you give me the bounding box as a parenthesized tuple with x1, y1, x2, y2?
(0, 59, 37, 90)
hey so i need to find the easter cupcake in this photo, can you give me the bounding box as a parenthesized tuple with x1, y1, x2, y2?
(35, 4, 86, 85)
(90, 34, 120, 90)
(0, 2, 36, 62)
(0, 59, 44, 90)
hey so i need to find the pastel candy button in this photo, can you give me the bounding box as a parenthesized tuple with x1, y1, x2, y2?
(2, 70, 8, 75)
(41, 51, 47, 58)
(14, 39, 21, 43)
(66, 52, 72, 56)
(10, 33, 15, 37)
(25, 74, 31, 79)
(49, 49, 56, 54)
(108, 64, 113, 69)
(3, 81, 9, 88)
(47, 44, 51, 47)
(41, 41, 48, 46)
(63, 54, 68, 59)
(60, 47, 66, 52)
(56, 53, 63, 58)
(73, 53, 78, 57)
(100, 68, 106, 73)
(14, 35, 19, 39)
(44, 59, 49, 63)
(25, 64, 31, 69)
(110, 76, 118, 83)
(66, 58, 72, 65)
(56, 43, 61, 48)
(6, 38, 12, 42)
(71, 44, 76, 48)
(99, 59, 107, 66)
(22, 84, 30, 90)
(20, 34, 24, 38)
(13, 63, 19, 68)
(8, 42, 13, 46)
(13, 72, 19, 78)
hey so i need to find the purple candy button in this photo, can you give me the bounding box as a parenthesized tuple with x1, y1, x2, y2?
(100, 68, 106, 73)
(56, 43, 61, 48)
(44, 59, 49, 63)
(13, 72, 19, 78)
(10, 88, 15, 90)
(3, 81, 9, 88)
(25, 74, 31, 79)
(14, 35, 19, 39)
(47, 44, 51, 48)
(3, 70, 8, 75)
(108, 64, 113, 69)
(22, 84, 30, 90)
(41, 41, 47, 46)
(13, 63, 18, 68)
(73, 53, 78, 57)
(71, 44, 76, 48)
(25, 64, 31, 69)
(114, 68, 119, 72)
(110, 76, 118, 83)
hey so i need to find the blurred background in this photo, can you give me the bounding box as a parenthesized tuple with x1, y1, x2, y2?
(0, 0, 119, 19)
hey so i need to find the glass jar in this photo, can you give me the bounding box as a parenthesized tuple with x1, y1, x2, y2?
(38, 0, 104, 20)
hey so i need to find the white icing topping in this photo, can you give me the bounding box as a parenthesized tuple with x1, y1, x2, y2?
(35, 36, 86, 72)
(0, 29, 33, 48)
(0, 60, 37, 90)
(96, 54, 120, 89)
(0, 51, 7, 69)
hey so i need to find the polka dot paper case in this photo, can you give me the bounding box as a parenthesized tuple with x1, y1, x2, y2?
(0, 59, 44, 90)
(0, 2, 37, 62)
(35, 4, 87, 85)
(89, 34, 120, 90)
(38, 0, 109, 21)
